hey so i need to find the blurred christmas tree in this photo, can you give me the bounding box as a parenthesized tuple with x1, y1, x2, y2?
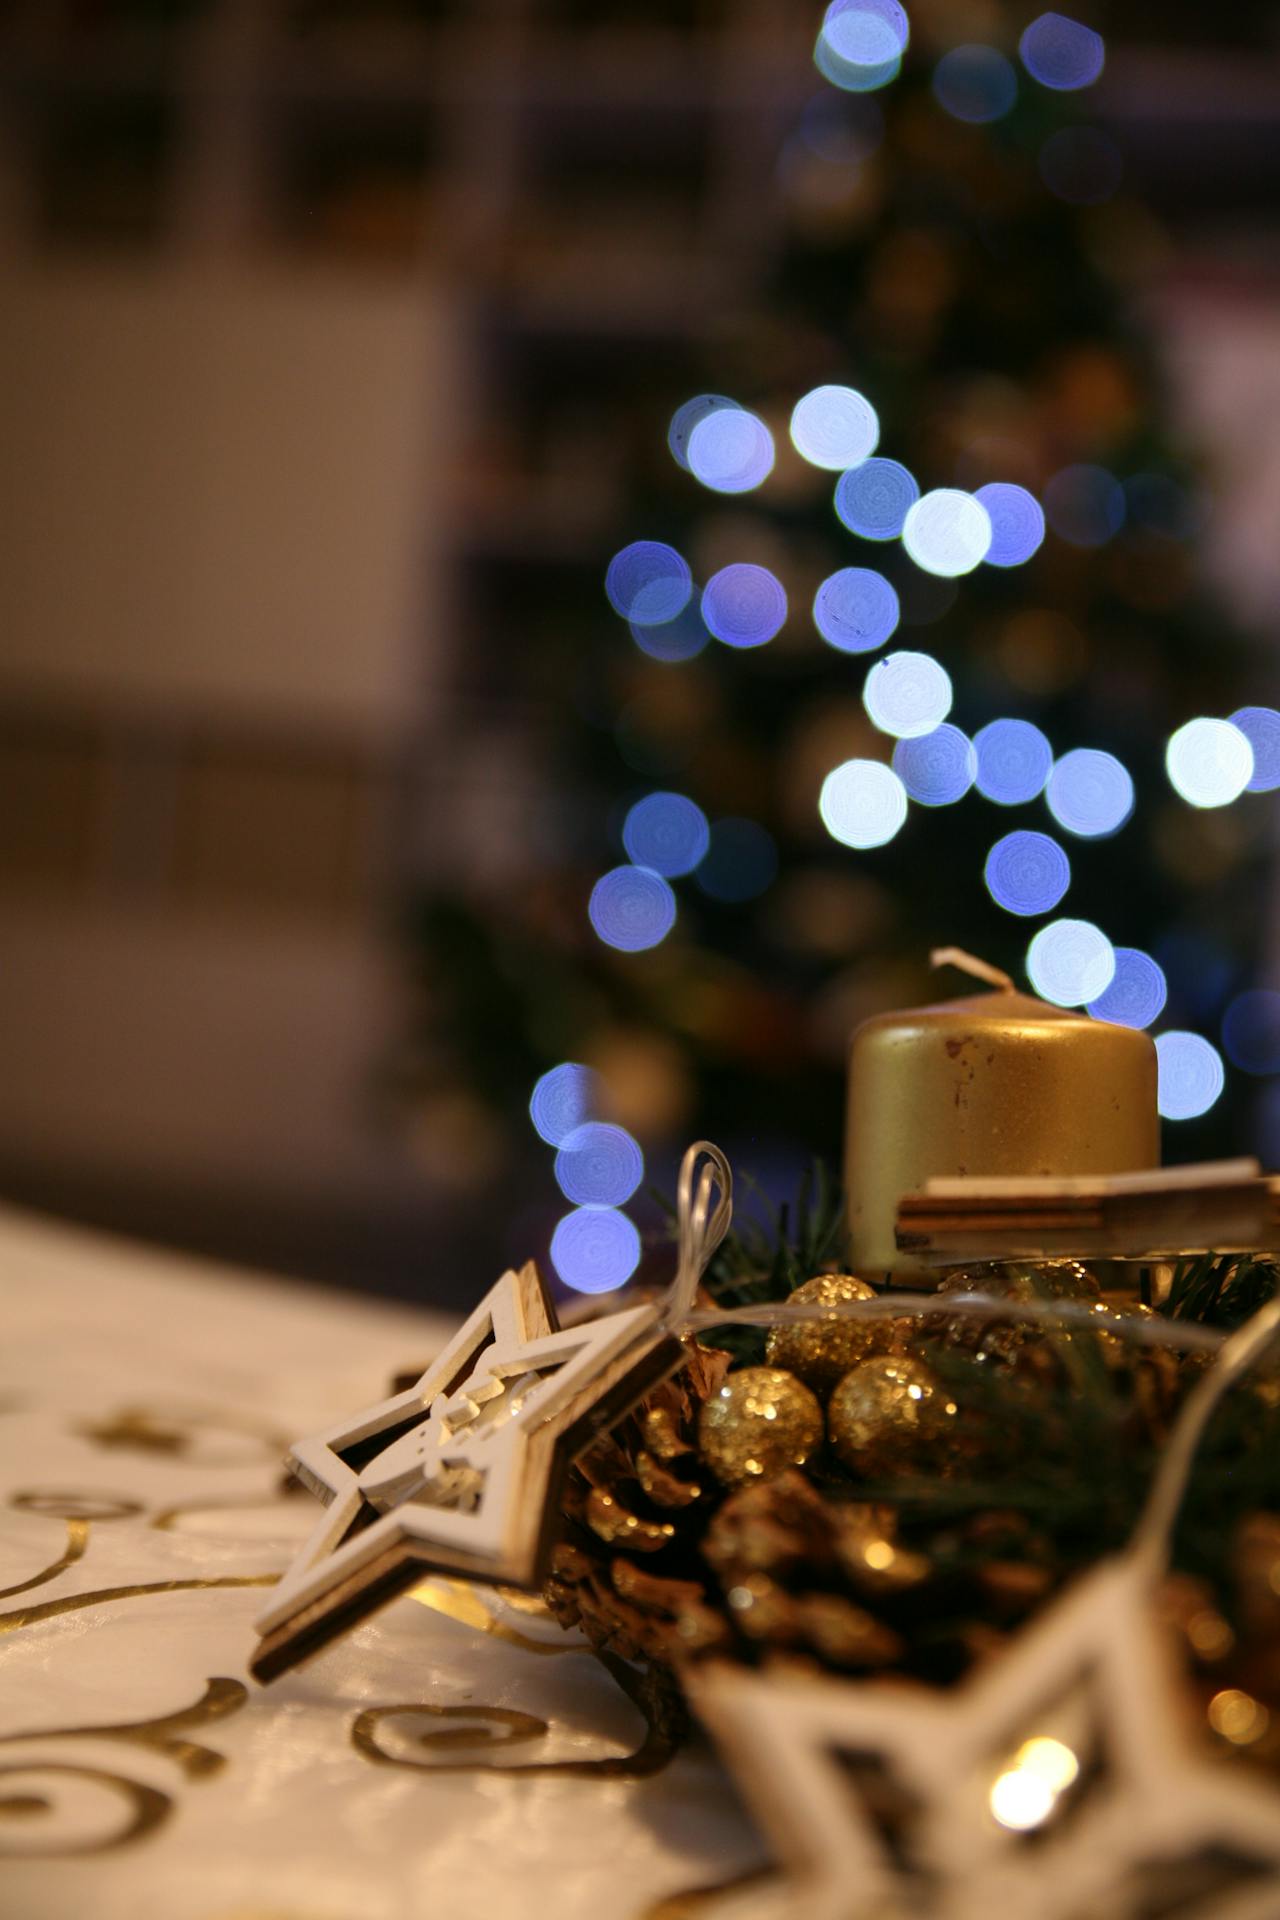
(405, 3, 1278, 1285)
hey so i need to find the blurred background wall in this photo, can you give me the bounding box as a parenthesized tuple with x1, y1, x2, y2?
(0, 1, 1277, 1303)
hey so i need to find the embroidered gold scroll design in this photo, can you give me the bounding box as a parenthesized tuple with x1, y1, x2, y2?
(0, 1677, 248, 1856)
(77, 1404, 289, 1467)
(1, 1491, 145, 1601)
(0, 1574, 278, 1637)
(351, 1650, 682, 1780)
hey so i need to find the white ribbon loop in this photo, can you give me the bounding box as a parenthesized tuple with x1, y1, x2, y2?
(665, 1141, 733, 1326)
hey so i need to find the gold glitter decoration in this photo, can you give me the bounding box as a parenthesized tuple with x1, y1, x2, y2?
(828, 1355, 960, 1479)
(698, 1368, 824, 1489)
(930, 1259, 1101, 1367)
(765, 1274, 897, 1395)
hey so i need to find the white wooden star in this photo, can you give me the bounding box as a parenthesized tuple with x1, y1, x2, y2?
(689, 1556, 1280, 1920)
(251, 1261, 681, 1679)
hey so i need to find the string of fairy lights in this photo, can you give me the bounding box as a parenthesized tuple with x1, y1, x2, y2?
(533, 5, 1280, 1293)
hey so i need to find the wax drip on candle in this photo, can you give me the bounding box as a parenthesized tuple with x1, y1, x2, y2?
(929, 946, 1016, 992)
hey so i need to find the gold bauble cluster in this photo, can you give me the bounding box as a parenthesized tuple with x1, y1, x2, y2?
(765, 1272, 899, 1394)
(699, 1261, 1154, 1491)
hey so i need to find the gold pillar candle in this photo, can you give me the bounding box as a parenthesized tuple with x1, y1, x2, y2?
(845, 953, 1159, 1278)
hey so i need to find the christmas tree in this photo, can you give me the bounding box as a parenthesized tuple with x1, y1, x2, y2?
(408, 4, 1277, 1291)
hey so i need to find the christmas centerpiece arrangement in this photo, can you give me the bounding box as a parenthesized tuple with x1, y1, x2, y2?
(248, 6, 1280, 1909)
(252, 952, 1280, 1918)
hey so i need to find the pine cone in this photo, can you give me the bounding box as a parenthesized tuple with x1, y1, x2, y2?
(547, 1338, 922, 1677)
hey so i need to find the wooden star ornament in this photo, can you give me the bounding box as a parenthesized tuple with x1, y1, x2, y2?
(251, 1260, 683, 1680)
(688, 1555, 1280, 1920)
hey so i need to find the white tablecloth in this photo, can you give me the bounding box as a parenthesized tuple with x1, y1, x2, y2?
(0, 1206, 760, 1919)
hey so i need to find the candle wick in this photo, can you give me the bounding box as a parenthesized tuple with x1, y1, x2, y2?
(930, 946, 1016, 993)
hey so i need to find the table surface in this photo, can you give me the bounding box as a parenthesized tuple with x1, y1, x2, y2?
(0, 1205, 760, 1920)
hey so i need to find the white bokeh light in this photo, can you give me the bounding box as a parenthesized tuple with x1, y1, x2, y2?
(687, 406, 776, 494)
(1026, 918, 1115, 1006)
(1165, 718, 1254, 809)
(902, 490, 993, 577)
(863, 651, 953, 739)
(790, 384, 880, 470)
(1045, 748, 1134, 839)
(1156, 1031, 1225, 1122)
(819, 759, 908, 848)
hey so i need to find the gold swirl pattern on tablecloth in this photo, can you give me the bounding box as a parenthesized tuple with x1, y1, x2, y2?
(2, 1490, 146, 1600)
(351, 1649, 682, 1780)
(77, 1405, 289, 1467)
(0, 1762, 171, 1855)
(0, 1573, 279, 1636)
(0, 1677, 248, 1856)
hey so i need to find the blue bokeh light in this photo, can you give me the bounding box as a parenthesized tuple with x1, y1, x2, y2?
(554, 1122, 644, 1208)
(985, 830, 1071, 917)
(1222, 990, 1280, 1076)
(589, 866, 677, 951)
(834, 458, 920, 539)
(1039, 127, 1124, 205)
(813, 567, 900, 654)
(1155, 1032, 1225, 1122)
(668, 395, 736, 472)
(902, 489, 992, 576)
(696, 818, 779, 902)
(1087, 948, 1167, 1030)
(687, 406, 776, 494)
(529, 1062, 598, 1147)
(622, 792, 710, 877)
(864, 650, 953, 739)
(974, 483, 1046, 568)
(932, 45, 1017, 123)
(1045, 748, 1134, 838)
(815, 1, 906, 91)
(605, 541, 694, 626)
(1043, 465, 1126, 548)
(551, 1207, 642, 1294)
(1165, 718, 1254, 809)
(823, 0, 910, 58)
(815, 32, 901, 91)
(1231, 707, 1280, 793)
(1019, 12, 1105, 91)
(702, 564, 788, 649)
(892, 724, 975, 807)
(790, 385, 880, 470)
(820, 759, 909, 848)
(630, 595, 710, 664)
(973, 718, 1054, 807)
(1027, 919, 1115, 1007)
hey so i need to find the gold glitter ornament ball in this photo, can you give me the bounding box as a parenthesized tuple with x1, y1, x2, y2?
(930, 1259, 1100, 1367)
(765, 1273, 893, 1396)
(699, 1367, 825, 1489)
(828, 1355, 960, 1479)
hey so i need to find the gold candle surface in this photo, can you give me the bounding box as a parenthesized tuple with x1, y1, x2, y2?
(845, 984, 1159, 1278)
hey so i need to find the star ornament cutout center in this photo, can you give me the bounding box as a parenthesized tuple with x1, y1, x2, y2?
(251, 1261, 682, 1680)
(689, 1556, 1280, 1920)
